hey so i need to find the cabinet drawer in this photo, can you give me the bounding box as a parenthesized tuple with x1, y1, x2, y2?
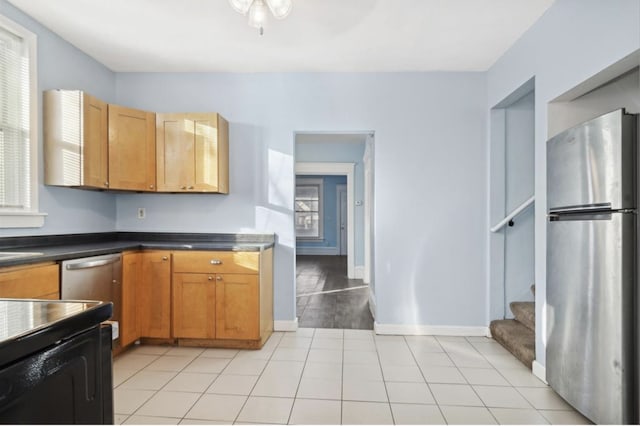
(172, 251, 259, 274)
(0, 263, 60, 299)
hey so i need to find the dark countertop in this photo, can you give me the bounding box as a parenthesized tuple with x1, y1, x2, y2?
(0, 299, 112, 366)
(0, 232, 276, 268)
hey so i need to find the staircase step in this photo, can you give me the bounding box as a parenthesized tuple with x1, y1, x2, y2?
(510, 301, 535, 332)
(490, 319, 535, 368)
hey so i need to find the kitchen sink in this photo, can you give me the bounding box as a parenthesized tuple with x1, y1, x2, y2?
(0, 251, 45, 261)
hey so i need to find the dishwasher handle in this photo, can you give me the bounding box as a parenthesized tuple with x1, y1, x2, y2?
(65, 256, 121, 270)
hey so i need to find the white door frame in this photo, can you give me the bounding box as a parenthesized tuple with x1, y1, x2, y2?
(336, 184, 347, 256)
(296, 162, 356, 278)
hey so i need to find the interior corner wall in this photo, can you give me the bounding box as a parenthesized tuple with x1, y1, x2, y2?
(0, 0, 117, 238)
(486, 0, 640, 368)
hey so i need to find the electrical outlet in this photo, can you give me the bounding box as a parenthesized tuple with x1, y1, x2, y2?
(137, 208, 146, 219)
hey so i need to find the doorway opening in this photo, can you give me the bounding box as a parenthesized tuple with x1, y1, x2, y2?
(294, 132, 375, 329)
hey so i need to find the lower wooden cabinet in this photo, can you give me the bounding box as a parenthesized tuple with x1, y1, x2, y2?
(215, 273, 260, 340)
(119, 248, 273, 350)
(0, 263, 60, 299)
(173, 273, 216, 339)
(138, 251, 172, 339)
(121, 252, 142, 347)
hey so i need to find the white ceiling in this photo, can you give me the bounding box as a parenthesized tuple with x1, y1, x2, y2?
(8, 0, 555, 73)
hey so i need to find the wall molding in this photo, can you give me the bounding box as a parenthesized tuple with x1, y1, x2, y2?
(274, 318, 298, 332)
(354, 265, 364, 279)
(374, 322, 490, 337)
(296, 247, 339, 256)
(532, 360, 547, 384)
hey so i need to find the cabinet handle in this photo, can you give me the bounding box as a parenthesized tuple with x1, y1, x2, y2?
(149, 184, 154, 189)
(208, 276, 213, 281)
(104, 181, 109, 187)
(180, 185, 187, 190)
(216, 276, 222, 281)
(210, 259, 222, 265)
(162, 256, 168, 261)
(188, 186, 194, 190)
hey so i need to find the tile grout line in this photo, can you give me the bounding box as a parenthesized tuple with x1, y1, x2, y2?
(286, 327, 316, 425)
(461, 336, 538, 414)
(405, 335, 449, 424)
(372, 335, 396, 424)
(230, 331, 285, 425)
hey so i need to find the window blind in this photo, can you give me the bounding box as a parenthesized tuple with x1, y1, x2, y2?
(0, 24, 30, 211)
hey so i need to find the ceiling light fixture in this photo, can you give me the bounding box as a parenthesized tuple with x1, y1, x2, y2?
(229, 0, 292, 35)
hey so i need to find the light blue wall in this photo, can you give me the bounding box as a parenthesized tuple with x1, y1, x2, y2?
(114, 72, 488, 325)
(487, 0, 640, 366)
(295, 140, 366, 265)
(296, 175, 347, 253)
(0, 0, 117, 237)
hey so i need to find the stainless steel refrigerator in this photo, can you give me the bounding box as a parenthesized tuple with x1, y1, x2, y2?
(546, 109, 637, 425)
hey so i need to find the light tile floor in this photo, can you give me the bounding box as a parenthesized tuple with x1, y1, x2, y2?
(113, 329, 592, 425)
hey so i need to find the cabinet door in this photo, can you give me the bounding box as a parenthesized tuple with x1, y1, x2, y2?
(138, 251, 171, 338)
(194, 114, 227, 193)
(156, 113, 194, 191)
(215, 274, 259, 340)
(82, 93, 109, 189)
(173, 273, 216, 339)
(108, 104, 156, 191)
(121, 252, 142, 347)
(156, 113, 228, 193)
(0, 263, 59, 299)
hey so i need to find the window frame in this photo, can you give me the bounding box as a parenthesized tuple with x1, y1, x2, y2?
(295, 177, 323, 240)
(0, 14, 45, 228)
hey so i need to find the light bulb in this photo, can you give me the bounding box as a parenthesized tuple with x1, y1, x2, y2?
(265, 0, 292, 19)
(229, 0, 253, 15)
(248, 0, 268, 29)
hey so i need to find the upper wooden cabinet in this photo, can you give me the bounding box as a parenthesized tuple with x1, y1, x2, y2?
(108, 104, 157, 191)
(45, 93, 230, 194)
(156, 113, 229, 193)
(44, 90, 109, 189)
(0, 263, 60, 299)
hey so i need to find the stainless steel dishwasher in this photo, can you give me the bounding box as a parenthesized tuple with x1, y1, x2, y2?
(61, 253, 122, 345)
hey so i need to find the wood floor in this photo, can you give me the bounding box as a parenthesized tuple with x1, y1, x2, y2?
(296, 255, 374, 330)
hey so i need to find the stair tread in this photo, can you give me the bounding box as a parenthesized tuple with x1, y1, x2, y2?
(510, 301, 535, 332)
(490, 319, 535, 368)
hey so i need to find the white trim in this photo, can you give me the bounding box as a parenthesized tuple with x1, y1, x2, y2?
(354, 265, 364, 279)
(368, 290, 376, 319)
(336, 184, 347, 256)
(532, 360, 548, 384)
(295, 178, 324, 240)
(363, 136, 373, 285)
(274, 318, 298, 332)
(0, 14, 44, 228)
(296, 247, 339, 256)
(374, 322, 490, 337)
(295, 162, 356, 278)
(0, 211, 47, 228)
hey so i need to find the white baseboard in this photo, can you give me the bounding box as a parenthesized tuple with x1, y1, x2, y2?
(374, 322, 490, 337)
(368, 291, 376, 319)
(532, 360, 547, 384)
(354, 266, 364, 279)
(296, 247, 339, 256)
(274, 318, 298, 332)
